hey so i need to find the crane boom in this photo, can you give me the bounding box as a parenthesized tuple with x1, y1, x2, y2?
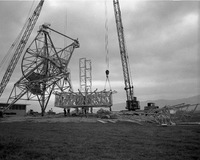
(0, 0, 44, 98)
(113, 0, 139, 110)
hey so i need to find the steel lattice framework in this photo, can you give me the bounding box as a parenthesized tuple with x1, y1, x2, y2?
(79, 58, 92, 93)
(5, 24, 79, 116)
(144, 103, 200, 125)
(55, 58, 113, 111)
(55, 89, 112, 109)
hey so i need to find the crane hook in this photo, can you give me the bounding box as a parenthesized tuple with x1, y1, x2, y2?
(105, 70, 109, 78)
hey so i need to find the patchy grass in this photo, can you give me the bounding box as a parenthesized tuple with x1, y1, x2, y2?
(0, 122, 200, 160)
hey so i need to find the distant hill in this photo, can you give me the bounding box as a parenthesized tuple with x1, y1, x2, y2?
(112, 95, 200, 111)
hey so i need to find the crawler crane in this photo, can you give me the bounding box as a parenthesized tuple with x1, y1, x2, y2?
(0, 0, 44, 98)
(113, 0, 140, 110)
(0, 0, 44, 116)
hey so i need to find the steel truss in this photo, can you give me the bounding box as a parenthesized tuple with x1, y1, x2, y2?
(147, 103, 200, 125)
(5, 24, 79, 116)
(55, 89, 113, 109)
(79, 58, 92, 93)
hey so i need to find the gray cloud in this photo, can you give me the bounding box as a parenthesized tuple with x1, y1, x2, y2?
(0, 0, 199, 112)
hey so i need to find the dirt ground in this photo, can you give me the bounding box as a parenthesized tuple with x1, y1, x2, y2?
(0, 115, 98, 123)
(1, 111, 200, 125)
(0, 116, 146, 126)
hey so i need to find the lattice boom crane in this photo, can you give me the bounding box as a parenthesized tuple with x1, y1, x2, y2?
(0, 0, 44, 98)
(113, 0, 140, 110)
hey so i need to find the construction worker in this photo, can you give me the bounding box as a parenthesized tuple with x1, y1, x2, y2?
(64, 108, 66, 117)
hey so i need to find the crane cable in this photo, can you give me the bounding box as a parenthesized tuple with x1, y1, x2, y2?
(104, 0, 112, 91)
(64, 9, 68, 54)
(125, 42, 134, 96)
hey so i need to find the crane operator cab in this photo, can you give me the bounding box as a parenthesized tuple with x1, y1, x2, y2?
(126, 97, 140, 111)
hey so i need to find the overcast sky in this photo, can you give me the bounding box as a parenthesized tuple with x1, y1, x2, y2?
(0, 0, 199, 112)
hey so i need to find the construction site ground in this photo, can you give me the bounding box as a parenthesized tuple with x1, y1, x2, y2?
(0, 113, 200, 160)
(0, 114, 147, 124)
(1, 110, 200, 125)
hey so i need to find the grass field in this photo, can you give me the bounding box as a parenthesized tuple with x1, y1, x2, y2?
(0, 121, 200, 160)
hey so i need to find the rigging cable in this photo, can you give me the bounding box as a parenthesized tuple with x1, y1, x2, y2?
(125, 41, 134, 96)
(104, 0, 111, 91)
(105, 0, 109, 70)
(64, 9, 68, 50)
(64, 8, 74, 92)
